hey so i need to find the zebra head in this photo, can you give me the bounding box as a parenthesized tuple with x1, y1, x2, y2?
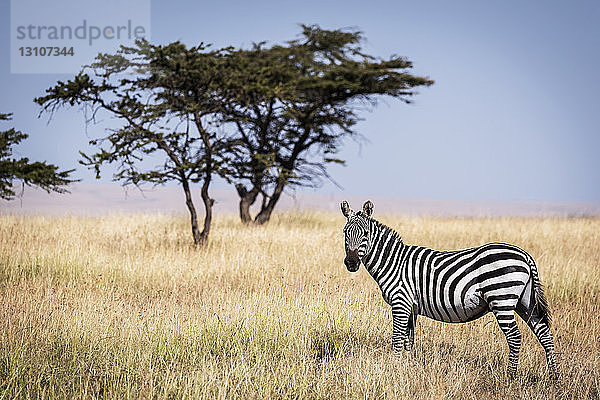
(341, 200, 374, 272)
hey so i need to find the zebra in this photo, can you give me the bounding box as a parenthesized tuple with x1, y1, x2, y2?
(341, 200, 558, 378)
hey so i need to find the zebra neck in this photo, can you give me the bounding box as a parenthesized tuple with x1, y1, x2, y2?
(363, 219, 405, 277)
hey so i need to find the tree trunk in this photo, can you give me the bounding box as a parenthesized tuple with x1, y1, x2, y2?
(181, 178, 203, 245)
(253, 178, 286, 225)
(198, 174, 214, 245)
(236, 184, 259, 224)
(194, 112, 215, 246)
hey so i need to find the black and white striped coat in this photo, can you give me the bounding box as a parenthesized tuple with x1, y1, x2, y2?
(341, 200, 557, 378)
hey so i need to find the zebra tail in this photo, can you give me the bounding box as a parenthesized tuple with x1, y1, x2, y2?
(530, 258, 552, 328)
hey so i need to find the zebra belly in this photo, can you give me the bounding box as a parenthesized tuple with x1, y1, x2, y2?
(418, 288, 489, 323)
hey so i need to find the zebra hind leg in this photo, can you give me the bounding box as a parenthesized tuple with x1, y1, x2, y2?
(492, 308, 522, 377)
(516, 304, 558, 379)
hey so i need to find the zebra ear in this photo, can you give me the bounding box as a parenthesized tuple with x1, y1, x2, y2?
(341, 201, 352, 218)
(363, 200, 374, 217)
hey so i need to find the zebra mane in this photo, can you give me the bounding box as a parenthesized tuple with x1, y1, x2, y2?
(370, 217, 403, 244)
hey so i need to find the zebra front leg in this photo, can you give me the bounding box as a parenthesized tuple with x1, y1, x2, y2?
(391, 300, 412, 354)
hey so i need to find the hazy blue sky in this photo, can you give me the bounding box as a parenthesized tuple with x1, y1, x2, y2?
(1, 0, 599, 203)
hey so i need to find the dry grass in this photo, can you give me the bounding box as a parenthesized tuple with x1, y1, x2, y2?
(0, 212, 599, 399)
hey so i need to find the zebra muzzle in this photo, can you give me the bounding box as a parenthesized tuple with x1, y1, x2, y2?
(344, 249, 360, 272)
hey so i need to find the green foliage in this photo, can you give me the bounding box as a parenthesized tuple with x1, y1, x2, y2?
(0, 113, 76, 200)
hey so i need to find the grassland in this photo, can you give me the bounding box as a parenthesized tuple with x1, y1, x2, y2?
(1, 212, 599, 399)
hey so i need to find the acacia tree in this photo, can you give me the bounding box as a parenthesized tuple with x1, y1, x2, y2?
(0, 113, 76, 200)
(35, 40, 233, 245)
(35, 25, 433, 237)
(224, 25, 434, 224)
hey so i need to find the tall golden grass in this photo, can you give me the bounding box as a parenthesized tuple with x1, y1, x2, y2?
(1, 212, 599, 399)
